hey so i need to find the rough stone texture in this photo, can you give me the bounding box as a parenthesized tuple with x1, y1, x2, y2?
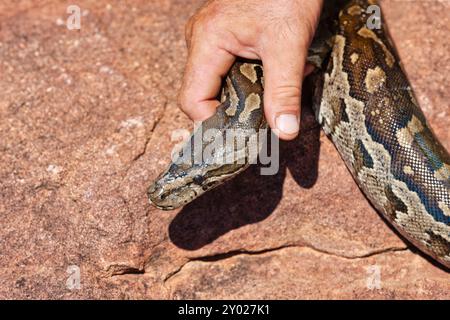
(0, 0, 448, 299)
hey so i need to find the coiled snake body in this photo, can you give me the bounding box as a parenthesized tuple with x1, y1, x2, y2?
(148, 0, 450, 268)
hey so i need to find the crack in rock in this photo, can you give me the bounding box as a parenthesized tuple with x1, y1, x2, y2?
(162, 244, 408, 284)
(120, 99, 168, 182)
(103, 264, 145, 278)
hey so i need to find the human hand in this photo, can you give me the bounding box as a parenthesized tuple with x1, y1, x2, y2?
(179, 0, 323, 140)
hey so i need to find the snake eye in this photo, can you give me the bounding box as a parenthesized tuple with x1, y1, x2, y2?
(192, 175, 204, 185)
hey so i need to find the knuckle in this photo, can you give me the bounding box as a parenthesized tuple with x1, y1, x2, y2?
(273, 85, 302, 98)
(192, 4, 221, 34)
(271, 85, 301, 108)
(202, 1, 221, 20)
(195, 16, 218, 36)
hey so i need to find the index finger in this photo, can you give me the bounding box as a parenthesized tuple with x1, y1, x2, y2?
(179, 37, 236, 121)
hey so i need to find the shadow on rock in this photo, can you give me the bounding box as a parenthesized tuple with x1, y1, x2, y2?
(169, 102, 321, 251)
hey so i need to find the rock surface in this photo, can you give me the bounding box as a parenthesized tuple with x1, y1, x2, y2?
(0, 0, 448, 299)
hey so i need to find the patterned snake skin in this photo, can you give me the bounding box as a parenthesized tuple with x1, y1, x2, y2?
(148, 0, 450, 268)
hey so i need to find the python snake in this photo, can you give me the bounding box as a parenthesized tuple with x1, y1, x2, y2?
(148, 0, 450, 269)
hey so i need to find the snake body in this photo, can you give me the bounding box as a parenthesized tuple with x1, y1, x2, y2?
(148, 0, 450, 268)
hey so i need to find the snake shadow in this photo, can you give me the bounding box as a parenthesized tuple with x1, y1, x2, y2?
(169, 93, 321, 251)
(167, 90, 450, 274)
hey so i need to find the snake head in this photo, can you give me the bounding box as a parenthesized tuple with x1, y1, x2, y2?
(147, 161, 227, 210)
(148, 163, 201, 210)
(148, 160, 250, 210)
(148, 61, 266, 210)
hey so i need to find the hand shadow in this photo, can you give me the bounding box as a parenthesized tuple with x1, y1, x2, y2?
(169, 87, 321, 251)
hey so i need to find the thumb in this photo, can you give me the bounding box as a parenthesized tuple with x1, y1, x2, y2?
(261, 42, 308, 140)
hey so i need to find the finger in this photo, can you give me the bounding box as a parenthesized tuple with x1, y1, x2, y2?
(261, 42, 307, 140)
(179, 36, 236, 122)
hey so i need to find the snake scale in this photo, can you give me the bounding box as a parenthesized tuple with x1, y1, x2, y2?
(148, 0, 450, 269)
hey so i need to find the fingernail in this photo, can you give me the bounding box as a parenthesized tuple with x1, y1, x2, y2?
(276, 114, 299, 135)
